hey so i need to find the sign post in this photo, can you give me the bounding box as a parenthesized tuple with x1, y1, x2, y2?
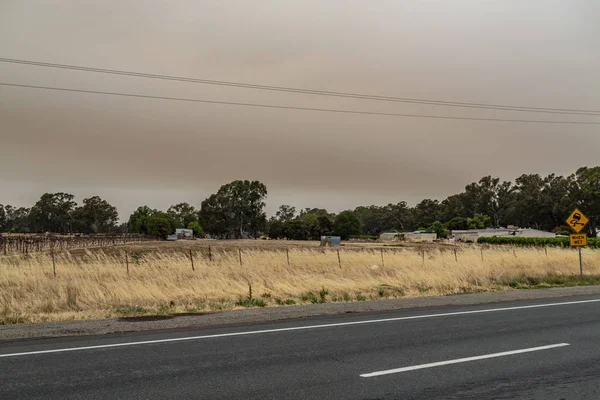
(566, 209, 589, 278)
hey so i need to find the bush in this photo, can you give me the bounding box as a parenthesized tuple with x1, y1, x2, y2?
(146, 212, 176, 239)
(187, 221, 204, 237)
(477, 236, 600, 248)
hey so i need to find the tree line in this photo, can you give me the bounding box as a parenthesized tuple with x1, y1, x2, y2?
(1, 166, 598, 239)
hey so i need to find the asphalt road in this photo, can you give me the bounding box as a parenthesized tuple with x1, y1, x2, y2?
(2, 296, 600, 399)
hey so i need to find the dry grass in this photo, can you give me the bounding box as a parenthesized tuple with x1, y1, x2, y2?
(1, 242, 599, 324)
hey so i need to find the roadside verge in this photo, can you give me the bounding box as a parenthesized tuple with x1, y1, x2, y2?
(2, 285, 600, 342)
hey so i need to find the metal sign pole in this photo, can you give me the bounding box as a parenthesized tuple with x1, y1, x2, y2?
(579, 247, 583, 278)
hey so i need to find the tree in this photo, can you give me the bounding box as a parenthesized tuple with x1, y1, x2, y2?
(413, 199, 442, 228)
(28, 193, 77, 233)
(128, 206, 157, 234)
(146, 212, 176, 239)
(3, 206, 31, 233)
(199, 180, 268, 238)
(283, 219, 308, 240)
(275, 205, 296, 223)
(354, 205, 394, 236)
(511, 174, 546, 229)
(427, 221, 448, 239)
(268, 219, 285, 239)
(167, 203, 199, 229)
(71, 196, 119, 233)
(0, 205, 6, 232)
(384, 202, 412, 231)
(445, 217, 468, 231)
(333, 210, 361, 240)
(187, 221, 204, 237)
(571, 167, 600, 236)
(467, 214, 491, 229)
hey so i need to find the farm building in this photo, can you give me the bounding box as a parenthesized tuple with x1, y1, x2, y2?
(379, 232, 437, 243)
(452, 228, 555, 242)
(452, 228, 511, 242)
(379, 232, 401, 241)
(175, 228, 194, 239)
(320, 236, 341, 247)
(513, 229, 555, 238)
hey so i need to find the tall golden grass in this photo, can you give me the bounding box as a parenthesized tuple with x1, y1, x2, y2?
(0, 245, 598, 323)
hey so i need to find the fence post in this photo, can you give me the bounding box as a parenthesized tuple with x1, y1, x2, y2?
(481, 248, 484, 261)
(125, 251, 129, 275)
(380, 249, 384, 267)
(286, 248, 290, 266)
(51, 247, 56, 278)
(208, 245, 212, 262)
(454, 248, 458, 262)
(545, 247, 548, 258)
(190, 249, 195, 271)
(337, 248, 341, 268)
(239, 248, 243, 266)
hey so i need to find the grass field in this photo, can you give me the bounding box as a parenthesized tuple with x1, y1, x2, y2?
(1, 240, 599, 324)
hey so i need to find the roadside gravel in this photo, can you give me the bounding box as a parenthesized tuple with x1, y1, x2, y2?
(2, 285, 600, 342)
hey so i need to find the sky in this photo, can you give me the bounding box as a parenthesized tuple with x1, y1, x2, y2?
(1, 0, 599, 219)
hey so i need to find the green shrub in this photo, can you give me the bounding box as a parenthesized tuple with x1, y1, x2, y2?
(477, 236, 600, 248)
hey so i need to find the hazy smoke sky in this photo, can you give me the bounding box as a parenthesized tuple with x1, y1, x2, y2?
(1, 1, 599, 219)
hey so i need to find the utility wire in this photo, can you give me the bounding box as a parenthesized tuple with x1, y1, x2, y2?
(2, 82, 600, 125)
(1, 57, 599, 116)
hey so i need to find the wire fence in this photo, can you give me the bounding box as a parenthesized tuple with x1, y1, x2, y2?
(0, 234, 156, 256)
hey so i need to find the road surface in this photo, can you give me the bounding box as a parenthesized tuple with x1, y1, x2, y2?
(2, 296, 600, 399)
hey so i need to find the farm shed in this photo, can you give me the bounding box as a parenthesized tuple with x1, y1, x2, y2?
(403, 232, 437, 242)
(380, 232, 436, 242)
(379, 232, 401, 241)
(175, 228, 194, 239)
(513, 229, 555, 238)
(320, 236, 341, 247)
(452, 228, 511, 242)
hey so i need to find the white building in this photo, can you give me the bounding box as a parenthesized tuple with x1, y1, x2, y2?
(451, 227, 555, 242)
(514, 229, 556, 238)
(379, 232, 437, 243)
(175, 228, 194, 239)
(452, 228, 511, 242)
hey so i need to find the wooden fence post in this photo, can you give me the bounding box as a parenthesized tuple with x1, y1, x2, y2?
(51, 247, 56, 278)
(380, 249, 384, 267)
(454, 248, 458, 262)
(190, 249, 195, 271)
(286, 248, 290, 266)
(337, 249, 341, 268)
(208, 245, 212, 262)
(125, 251, 129, 275)
(239, 248, 243, 266)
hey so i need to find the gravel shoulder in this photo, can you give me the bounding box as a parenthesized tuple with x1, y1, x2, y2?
(2, 285, 600, 342)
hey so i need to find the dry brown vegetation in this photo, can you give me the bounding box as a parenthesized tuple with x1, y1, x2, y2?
(1, 240, 599, 324)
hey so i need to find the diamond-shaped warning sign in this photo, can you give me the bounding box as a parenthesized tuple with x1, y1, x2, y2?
(566, 208, 589, 233)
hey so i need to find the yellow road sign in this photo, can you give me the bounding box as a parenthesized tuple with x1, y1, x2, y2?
(566, 208, 589, 233)
(570, 233, 587, 247)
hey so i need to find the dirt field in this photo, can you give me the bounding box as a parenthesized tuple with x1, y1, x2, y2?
(1, 239, 599, 324)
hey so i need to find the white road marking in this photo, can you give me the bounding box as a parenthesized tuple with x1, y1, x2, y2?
(0, 298, 598, 359)
(360, 343, 570, 377)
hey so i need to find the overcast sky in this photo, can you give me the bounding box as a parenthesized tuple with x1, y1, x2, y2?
(1, 0, 599, 219)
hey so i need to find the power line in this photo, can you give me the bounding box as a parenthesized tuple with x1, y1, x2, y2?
(1, 57, 599, 116)
(2, 82, 600, 125)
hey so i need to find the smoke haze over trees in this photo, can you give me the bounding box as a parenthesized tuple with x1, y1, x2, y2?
(1, 167, 599, 238)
